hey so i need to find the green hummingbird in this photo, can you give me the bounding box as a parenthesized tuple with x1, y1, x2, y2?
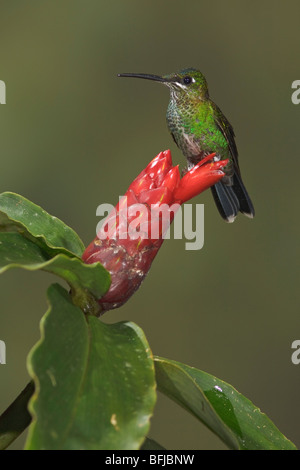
(118, 68, 254, 222)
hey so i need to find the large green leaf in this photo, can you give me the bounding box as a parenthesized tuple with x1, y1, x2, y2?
(154, 356, 297, 450)
(0, 232, 110, 303)
(0, 192, 84, 257)
(25, 284, 156, 450)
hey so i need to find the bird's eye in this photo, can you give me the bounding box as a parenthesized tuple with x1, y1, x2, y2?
(183, 76, 192, 85)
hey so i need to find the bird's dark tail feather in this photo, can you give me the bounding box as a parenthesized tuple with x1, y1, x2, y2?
(211, 173, 255, 223)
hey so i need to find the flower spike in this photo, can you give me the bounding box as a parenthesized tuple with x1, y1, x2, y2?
(83, 150, 226, 314)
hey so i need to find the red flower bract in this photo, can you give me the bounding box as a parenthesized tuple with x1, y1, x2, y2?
(82, 150, 228, 314)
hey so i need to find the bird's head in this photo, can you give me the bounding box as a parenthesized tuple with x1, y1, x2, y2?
(118, 68, 209, 101)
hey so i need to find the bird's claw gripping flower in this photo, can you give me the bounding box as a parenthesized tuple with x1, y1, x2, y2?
(82, 150, 228, 314)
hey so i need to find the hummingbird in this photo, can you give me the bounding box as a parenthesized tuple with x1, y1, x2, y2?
(118, 68, 254, 222)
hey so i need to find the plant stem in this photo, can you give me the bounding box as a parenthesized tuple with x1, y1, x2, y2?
(0, 381, 34, 450)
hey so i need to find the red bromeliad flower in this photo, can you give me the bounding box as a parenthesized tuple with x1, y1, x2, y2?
(82, 150, 228, 314)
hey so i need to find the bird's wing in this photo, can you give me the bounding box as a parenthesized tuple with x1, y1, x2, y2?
(212, 102, 241, 175)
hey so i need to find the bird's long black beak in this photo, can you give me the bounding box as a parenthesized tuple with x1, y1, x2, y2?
(118, 73, 168, 83)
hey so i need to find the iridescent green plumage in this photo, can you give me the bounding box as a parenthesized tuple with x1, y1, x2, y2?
(118, 68, 254, 222)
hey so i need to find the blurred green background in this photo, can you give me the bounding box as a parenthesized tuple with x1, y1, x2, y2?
(0, 0, 299, 450)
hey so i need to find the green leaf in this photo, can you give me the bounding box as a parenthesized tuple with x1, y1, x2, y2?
(0, 382, 34, 450)
(25, 284, 156, 450)
(0, 192, 85, 257)
(154, 356, 297, 450)
(0, 232, 110, 301)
